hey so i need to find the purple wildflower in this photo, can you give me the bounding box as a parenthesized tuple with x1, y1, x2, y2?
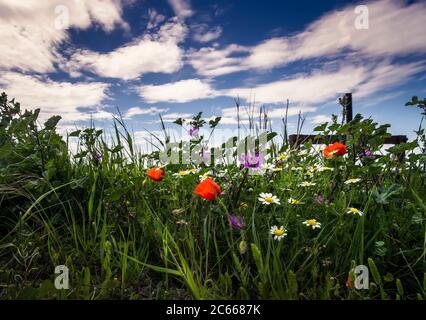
(229, 214, 246, 230)
(315, 193, 330, 205)
(241, 150, 263, 169)
(189, 127, 199, 138)
(362, 149, 374, 157)
(202, 149, 211, 162)
(94, 151, 102, 162)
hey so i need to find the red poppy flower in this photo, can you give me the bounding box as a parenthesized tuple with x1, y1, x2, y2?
(194, 177, 221, 201)
(346, 274, 351, 289)
(324, 142, 347, 159)
(146, 166, 164, 181)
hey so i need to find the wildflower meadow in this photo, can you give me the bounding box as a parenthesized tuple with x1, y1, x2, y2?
(0, 91, 425, 300)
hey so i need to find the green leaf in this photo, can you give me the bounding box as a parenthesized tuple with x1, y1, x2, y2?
(251, 243, 263, 274)
(384, 273, 394, 282)
(313, 122, 328, 132)
(372, 184, 403, 204)
(44, 115, 61, 130)
(386, 140, 418, 154)
(209, 116, 221, 128)
(368, 258, 382, 286)
(396, 279, 404, 297)
(173, 118, 184, 126)
(69, 130, 81, 137)
(266, 132, 277, 141)
(287, 270, 298, 299)
(112, 145, 123, 153)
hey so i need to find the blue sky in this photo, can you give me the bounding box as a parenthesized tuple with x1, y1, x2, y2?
(0, 0, 425, 148)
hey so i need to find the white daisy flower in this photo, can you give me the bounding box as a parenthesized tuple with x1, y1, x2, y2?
(303, 219, 322, 229)
(347, 207, 363, 216)
(298, 150, 309, 156)
(276, 152, 290, 161)
(308, 165, 320, 172)
(270, 225, 287, 241)
(215, 170, 227, 177)
(299, 181, 316, 187)
(262, 163, 276, 170)
(173, 170, 190, 177)
(288, 197, 305, 205)
(344, 178, 362, 185)
(258, 193, 281, 205)
(305, 170, 314, 177)
(174, 168, 198, 177)
(317, 166, 334, 172)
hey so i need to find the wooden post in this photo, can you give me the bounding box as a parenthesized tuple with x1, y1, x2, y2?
(344, 92, 353, 123)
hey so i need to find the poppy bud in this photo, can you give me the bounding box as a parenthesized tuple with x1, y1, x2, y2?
(146, 166, 165, 181)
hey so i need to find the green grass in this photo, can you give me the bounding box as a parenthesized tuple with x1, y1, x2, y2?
(0, 92, 425, 300)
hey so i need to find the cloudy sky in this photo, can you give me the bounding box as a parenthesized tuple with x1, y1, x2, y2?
(0, 0, 425, 148)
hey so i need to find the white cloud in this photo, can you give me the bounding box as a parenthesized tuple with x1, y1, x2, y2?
(0, 72, 110, 124)
(124, 106, 169, 119)
(160, 112, 193, 122)
(219, 104, 316, 126)
(214, 116, 245, 125)
(167, 0, 193, 18)
(192, 24, 222, 43)
(66, 18, 187, 80)
(0, 0, 128, 74)
(243, 38, 290, 70)
(267, 106, 317, 118)
(224, 66, 367, 104)
(309, 114, 332, 124)
(67, 41, 183, 80)
(138, 79, 218, 103)
(188, 0, 426, 77)
(155, 17, 188, 43)
(354, 62, 425, 98)
(136, 61, 424, 105)
(147, 8, 166, 29)
(187, 44, 250, 77)
(227, 62, 424, 105)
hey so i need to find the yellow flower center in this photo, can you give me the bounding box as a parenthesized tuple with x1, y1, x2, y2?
(264, 196, 273, 203)
(240, 202, 248, 209)
(307, 219, 317, 225)
(178, 171, 187, 175)
(329, 149, 339, 155)
(274, 229, 284, 236)
(350, 208, 359, 214)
